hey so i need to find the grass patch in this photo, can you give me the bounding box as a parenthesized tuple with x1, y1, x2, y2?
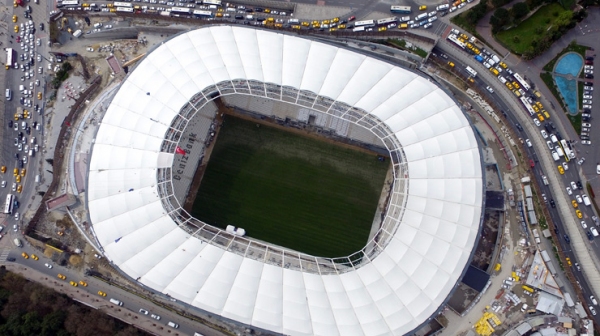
(192, 116, 390, 257)
(568, 113, 581, 134)
(543, 41, 590, 72)
(540, 72, 566, 110)
(383, 39, 428, 58)
(496, 4, 571, 55)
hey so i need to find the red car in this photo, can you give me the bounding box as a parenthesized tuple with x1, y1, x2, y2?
(529, 159, 535, 168)
(585, 60, 593, 65)
(16, 36, 20, 43)
(348, 16, 356, 21)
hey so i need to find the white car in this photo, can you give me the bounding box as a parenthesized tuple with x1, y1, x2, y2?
(0, 181, 5, 188)
(150, 313, 161, 320)
(486, 86, 494, 93)
(139, 309, 149, 315)
(591, 227, 599, 237)
(423, 23, 433, 29)
(86, 47, 94, 52)
(583, 95, 593, 99)
(525, 139, 532, 147)
(44, 263, 53, 269)
(593, 216, 599, 225)
(577, 157, 586, 165)
(581, 220, 587, 229)
(546, 141, 553, 150)
(540, 130, 548, 138)
(583, 100, 592, 104)
(592, 296, 598, 305)
(566, 187, 572, 195)
(585, 65, 594, 70)
(571, 181, 577, 190)
(533, 118, 540, 126)
(590, 306, 597, 316)
(562, 162, 569, 171)
(583, 194, 591, 205)
(585, 86, 594, 90)
(576, 195, 583, 203)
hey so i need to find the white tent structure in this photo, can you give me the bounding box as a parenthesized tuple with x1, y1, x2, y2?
(87, 26, 483, 336)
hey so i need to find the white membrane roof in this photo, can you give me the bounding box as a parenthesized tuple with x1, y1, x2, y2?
(88, 26, 483, 336)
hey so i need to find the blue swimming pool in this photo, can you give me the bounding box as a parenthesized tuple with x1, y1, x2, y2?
(554, 52, 583, 114)
(555, 52, 583, 76)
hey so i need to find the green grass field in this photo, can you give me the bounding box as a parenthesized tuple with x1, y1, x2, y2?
(191, 116, 390, 258)
(496, 3, 571, 54)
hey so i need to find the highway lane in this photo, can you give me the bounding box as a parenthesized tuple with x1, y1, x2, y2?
(435, 46, 600, 321)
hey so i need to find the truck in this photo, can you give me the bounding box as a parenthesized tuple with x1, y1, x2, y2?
(564, 293, 575, 307)
(542, 175, 549, 186)
(13, 238, 22, 247)
(73, 29, 82, 38)
(541, 250, 551, 262)
(521, 176, 531, 183)
(468, 36, 484, 49)
(532, 229, 540, 244)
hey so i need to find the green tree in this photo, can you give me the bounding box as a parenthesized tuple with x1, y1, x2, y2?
(511, 2, 530, 20)
(490, 7, 510, 31)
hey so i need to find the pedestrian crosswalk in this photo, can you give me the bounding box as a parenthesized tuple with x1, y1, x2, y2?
(433, 22, 449, 36)
(0, 249, 11, 261)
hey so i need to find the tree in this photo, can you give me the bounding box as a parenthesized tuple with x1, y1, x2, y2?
(511, 2, 530, 20)
(492, 0, 510, 8)
(490, 8, 510, 32)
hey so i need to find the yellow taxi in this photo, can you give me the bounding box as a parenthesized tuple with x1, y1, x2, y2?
(31, 254, 39, 261)
(266, 17, 274, 23)
(58, 274, 66, 280)
(79, 281, 88, 287)
(23, 110, 29, 118)
(13, 113, 19, 121)
(565, 257, 572, 266)
(472, 48, 480, 55)
(329, 27, 337, 32)
(13, 168, 18, 176)
(291, 25, 301, 29)
(543, 110, 550, 119)
(490, 68, 499, 76)
(14, 25, 18, 33)
(13, 1, 18, 7)
(419, 5, 427, 10)
(21, 168, 26, 176)
(82, 2, 89, 6)
(12, 15, 17, 23)
(460, 33, 468, 40)
(264, 8, 270, 13)
(15, 175, 20, 183)
(468, 78, 475, 83)
(332, 17, 340, 23)
(1, 166, 6, 174)
(558, 165, 564, 174)
(216, 12, 222, 17)
(275, 23, 283, 28)
(107, 3, 113, 7)
(506, 82, 514, 90)
(17, 185, 22, 193)
(532, 105, 539, 113)
(499, 61, 507, 69)
(576, 210, 583, 218)
(448, 61, 455, 67)
(69, 281, 78, 287)
(536, 102, 543, 109)
(513, 82, 520, 89)
(572, 200, 578, 208)
(338, 24, 346, 29)
(22, 252, 29, 259)
(216, 7, 222, 12)
(109, 8, 116, 12)
(537, 113, 544, 121)
(378, 26, 387, 32)
(322, 19, 330, 24)
(98, 291, 107, 297)
(301, 22, 309, 27)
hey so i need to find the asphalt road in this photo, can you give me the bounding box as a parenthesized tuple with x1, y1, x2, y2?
(434, 43, 600, 321)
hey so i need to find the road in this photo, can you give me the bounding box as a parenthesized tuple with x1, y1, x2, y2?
(434, 39, 600, 322)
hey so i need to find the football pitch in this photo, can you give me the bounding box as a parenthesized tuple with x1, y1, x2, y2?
(191, 116, 390, 258)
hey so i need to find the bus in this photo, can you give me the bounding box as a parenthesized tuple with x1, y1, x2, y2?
(116, 6, 133, 12)
(560, 139, 575, 160)
(4, 194, 14, 214)
(519, 96, 535, 116)
(193, 9, 213, 17)
(6, 48, 14, 69)
(376, 17, 398, 25)
(354, 20, 375, 27)
(113, 1, 132, 7)
(465, 66, 477, 78)
(203, 0, 221, 5)
(57, 0, 79, 7)
(513, 73, 531, 91)
(447, 34, 466, 49)
(390, 5, 411, 14)
(171, 7, 192, 14)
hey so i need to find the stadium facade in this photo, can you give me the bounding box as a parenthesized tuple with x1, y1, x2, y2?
(87, 26, 484, 335)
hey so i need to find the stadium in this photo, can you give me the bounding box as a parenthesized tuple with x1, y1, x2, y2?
(86, 26, 484, 335)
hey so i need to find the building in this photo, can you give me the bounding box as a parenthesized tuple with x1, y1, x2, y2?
(86, 26, 484, 335)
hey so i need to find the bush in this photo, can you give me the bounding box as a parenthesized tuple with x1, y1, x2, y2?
(490, 7, 511, 32)
(51, 62, 73, 89)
